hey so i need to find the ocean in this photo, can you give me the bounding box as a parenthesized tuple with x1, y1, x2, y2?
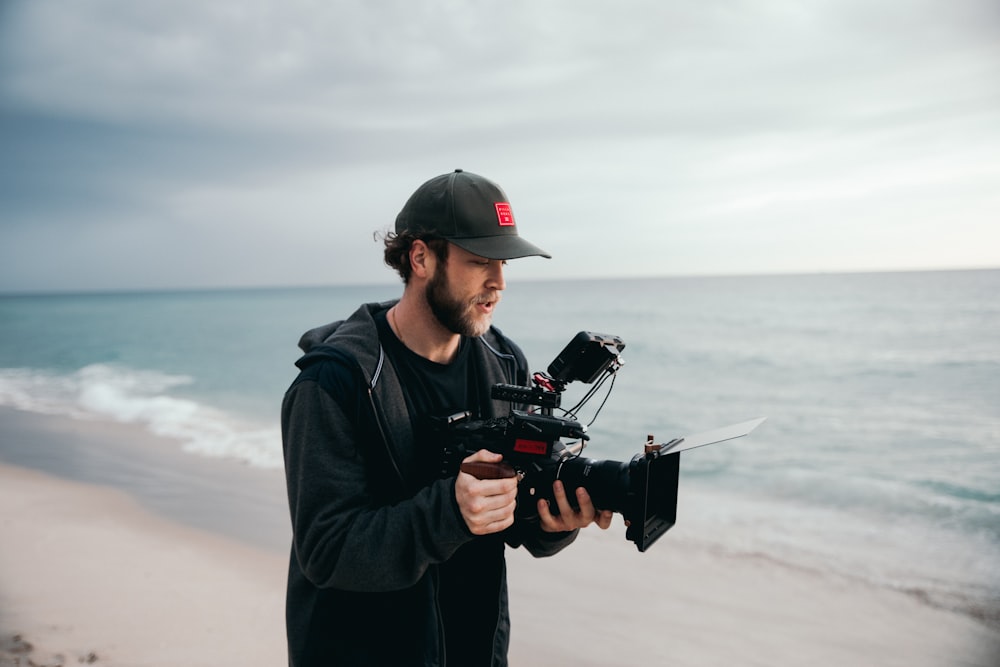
(1, 269, 998, 624)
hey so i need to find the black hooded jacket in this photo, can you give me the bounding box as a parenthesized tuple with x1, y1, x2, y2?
(281, 301, 578, 666)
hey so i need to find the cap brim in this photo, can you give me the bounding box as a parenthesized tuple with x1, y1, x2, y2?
(449, 235, 552, 260)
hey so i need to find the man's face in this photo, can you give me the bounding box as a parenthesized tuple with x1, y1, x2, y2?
(425, 244, 506, 338)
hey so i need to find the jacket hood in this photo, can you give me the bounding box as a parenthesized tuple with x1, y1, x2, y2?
(294, 300, 396, 377)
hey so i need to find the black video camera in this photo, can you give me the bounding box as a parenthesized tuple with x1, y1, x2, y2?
(439, 331, 683, 552)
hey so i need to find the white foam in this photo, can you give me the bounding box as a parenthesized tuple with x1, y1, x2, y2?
(0, 365, 283, 469)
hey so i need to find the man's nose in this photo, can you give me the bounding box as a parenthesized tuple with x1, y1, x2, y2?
(487, 261, 506, 291)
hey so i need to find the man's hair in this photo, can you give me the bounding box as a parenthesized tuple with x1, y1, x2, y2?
(381, 230, 450, 284)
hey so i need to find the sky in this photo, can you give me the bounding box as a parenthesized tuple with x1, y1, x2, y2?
(1, 0, 999, 293)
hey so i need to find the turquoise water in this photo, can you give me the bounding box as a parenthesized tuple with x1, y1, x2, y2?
(1, 269, 998, 622)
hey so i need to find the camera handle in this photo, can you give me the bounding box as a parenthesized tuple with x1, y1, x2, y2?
(459, 460, 519, 480)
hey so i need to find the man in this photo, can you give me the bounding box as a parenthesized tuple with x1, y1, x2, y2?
(281, 169, 612, 666)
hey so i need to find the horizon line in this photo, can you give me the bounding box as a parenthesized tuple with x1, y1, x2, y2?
(1, 264, 998, 298)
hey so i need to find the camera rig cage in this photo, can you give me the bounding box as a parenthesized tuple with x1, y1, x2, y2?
(440, 331, 764, 552)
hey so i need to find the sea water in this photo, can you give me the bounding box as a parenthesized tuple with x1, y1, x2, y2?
(1, 269, 998, 623)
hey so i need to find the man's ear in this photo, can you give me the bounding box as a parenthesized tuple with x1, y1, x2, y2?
(409, 239, 433, 279)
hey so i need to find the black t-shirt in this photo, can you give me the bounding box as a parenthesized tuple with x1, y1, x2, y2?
(375, 309, 505, 666)
(375, 309, 477, 482)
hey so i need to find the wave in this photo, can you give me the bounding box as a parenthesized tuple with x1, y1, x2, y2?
(680, 484, 1000, 626)
(0, 365, 283, 469)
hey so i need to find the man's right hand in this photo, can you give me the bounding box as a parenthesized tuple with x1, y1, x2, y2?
(455, 450, 518, 535)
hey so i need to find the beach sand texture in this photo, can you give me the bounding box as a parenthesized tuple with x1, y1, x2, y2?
(2, 410, 998, 666)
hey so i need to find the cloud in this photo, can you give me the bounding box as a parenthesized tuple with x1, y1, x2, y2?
(1, 0, 999, 292)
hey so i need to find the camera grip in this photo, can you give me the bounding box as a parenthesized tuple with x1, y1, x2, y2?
(459, 461, 518, 480)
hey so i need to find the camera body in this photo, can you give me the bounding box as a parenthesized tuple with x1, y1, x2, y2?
(439, 332, 680, 552)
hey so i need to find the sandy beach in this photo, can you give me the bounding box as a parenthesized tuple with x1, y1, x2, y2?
(2, 408, 998, 666)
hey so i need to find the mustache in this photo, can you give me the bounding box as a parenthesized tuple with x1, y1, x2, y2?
(473, 292, 501, 306)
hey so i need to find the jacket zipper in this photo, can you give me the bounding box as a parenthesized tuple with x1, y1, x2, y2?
(366, 357, 449, 664)
(434, 566, 447, 667)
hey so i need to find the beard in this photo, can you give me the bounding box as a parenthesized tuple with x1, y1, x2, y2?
(425, 268, 497, 338)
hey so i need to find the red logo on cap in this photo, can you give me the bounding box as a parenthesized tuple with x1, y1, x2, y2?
(495, 202, 515, 226)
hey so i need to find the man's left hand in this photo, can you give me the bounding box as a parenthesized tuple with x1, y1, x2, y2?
(538, 480, 614, 532)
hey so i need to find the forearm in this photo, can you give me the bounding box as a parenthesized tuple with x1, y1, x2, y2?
(292, 478, 472, 591)
(506, 516, 578, 557)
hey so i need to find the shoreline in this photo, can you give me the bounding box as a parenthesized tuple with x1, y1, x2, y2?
(2, 408, 999, 665)
(506, 527, 1000, 667)
(0, 407, 290, 552)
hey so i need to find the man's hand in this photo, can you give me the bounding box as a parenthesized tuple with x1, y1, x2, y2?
(455, 450, 518, 535)
(538, 480, 614, 533)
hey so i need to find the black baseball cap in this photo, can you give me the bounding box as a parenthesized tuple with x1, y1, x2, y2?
(395, 169, 551, 260)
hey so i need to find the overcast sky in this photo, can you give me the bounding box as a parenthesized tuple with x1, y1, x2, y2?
(1, 0, 998, 293)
